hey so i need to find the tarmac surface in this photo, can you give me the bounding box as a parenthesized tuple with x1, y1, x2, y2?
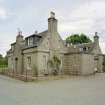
(0, 73, 105, 105)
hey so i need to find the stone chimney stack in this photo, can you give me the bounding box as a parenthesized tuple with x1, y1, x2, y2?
(48, 12, 58, 33)
(94, 32, 99, 44)
(16, 29, 23, 43)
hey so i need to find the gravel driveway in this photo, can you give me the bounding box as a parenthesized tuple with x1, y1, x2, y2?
(0, 73, 105, 105)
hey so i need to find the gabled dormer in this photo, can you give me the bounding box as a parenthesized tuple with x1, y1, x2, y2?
(25, 32, 42, 47)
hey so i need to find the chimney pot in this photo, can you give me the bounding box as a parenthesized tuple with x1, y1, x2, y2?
(50, 11, 55, 18)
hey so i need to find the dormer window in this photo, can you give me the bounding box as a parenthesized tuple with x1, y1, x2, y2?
(86, 47, 88, 51)
(11, 45, 14, 51)
(83, 47, 89, 52)
(27, 37, 33, 46)
(25, 34, 42, 47)
(83, 47, 86, 51)
(79, 47, 83, 52)
(11, 43, 16, 51)
(67, 43, 70, 47)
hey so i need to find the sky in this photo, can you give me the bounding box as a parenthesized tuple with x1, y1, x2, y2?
(0, 0, 105, 56)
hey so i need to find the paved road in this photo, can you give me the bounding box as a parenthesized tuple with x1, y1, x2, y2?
(0, 73, 105, 105)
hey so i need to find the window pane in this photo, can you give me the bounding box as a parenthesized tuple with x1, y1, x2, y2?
(28, 37, 33, 46)
(27, 56, 31, 70)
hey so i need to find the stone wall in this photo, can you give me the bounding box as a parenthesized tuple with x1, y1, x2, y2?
(81, 54, 94, 75)
(97, 55, 103, 72)
(23, 50, 38, 76)
(63, 53, 98, 75)
(63, 54, 82, 75)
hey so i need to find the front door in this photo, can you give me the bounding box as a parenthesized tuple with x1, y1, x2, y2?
(15, 57, 18, 73)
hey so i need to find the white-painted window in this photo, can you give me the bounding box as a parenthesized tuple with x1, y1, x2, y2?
(86, 47, 88, 51)
(27, 56, 31, 70)
(67, 43, 70, 47)
(43, 55, 48, 74)
(27, 37, 33, 46)
(11, 45, 15, 51)
(43, 55, 47, 67)
(79, 48, 83, 52)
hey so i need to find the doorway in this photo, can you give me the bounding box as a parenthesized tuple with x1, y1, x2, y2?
(15, 57, 18, 73)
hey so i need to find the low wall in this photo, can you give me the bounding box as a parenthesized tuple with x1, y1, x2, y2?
(0, 67, 8, 74)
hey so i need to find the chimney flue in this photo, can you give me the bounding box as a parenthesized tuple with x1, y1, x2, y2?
(94, 32, 99, 43)
(50, 11, 55, 18)
(48, 11, 58, 33)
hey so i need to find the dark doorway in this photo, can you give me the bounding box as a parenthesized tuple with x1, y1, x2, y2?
(15, 57, 18, 73)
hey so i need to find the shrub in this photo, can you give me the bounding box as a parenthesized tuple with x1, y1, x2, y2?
(47, 55, 61, 75)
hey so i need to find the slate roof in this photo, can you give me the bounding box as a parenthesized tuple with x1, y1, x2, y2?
(22, 30, 48, 50)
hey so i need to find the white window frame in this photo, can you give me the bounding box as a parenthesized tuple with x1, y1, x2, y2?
(27, 56, 31, 70)
(28, 37, 33, 46)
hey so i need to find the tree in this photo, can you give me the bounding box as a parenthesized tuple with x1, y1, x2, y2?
(0, 54, 3, 65)
(0, 54, 8, 66)
(80, 33, 91, 43)
(0, 54, 3, 59)
(47, 56, 61, 75)
(103, 55, 105, 72)
(66, 33, 91, 44)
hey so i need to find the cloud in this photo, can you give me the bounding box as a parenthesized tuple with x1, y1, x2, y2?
(100, 42, 105, 54)
(58, 0, 105, 34)
(57, 0, 105, 53)
(0, 8, 7, 19)
(0, 0, 105, 55)
(0, 0, 4, 2)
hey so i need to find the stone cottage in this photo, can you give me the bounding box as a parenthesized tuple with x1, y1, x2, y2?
(7, 12, 103, 76)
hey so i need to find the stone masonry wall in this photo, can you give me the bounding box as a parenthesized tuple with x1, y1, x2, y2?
(81, 54, 94, 75)
(63, 54, 82, 75)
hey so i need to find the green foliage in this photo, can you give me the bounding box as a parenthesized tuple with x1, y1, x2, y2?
(0, 54, 3, 59)
(48, 56, 61, 75)
(103, 55, 105, 72)
(80, 34, 91, 43)
(66, 34, 80, 44)
(0, 54, 8, 66)
(66, 33, 91, 44)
